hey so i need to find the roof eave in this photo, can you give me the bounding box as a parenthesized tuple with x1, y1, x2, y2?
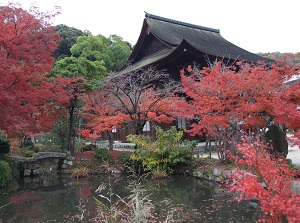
(127, 19, 150, 62)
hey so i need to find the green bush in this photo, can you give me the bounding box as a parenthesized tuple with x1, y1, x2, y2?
(33, 143, 48, 152)
(75, 139, 87, 152)
(119, 152, 132, 164)
(0, 156, 19, 178)
(127, 126, 196, 175)
(22, 136, 34, 149)
(83, 144, 96, 151)
(24, 150, 36, 158)
(119, 151, 142, 172)
(0, 160, 12, 187)
(94, 147, 111, 162)
(40, 115, 81, 152)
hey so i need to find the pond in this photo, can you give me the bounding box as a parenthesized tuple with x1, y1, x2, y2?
(0, 173, 259, 222)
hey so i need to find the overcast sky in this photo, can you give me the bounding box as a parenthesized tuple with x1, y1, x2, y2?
(1, 0, 300, 53)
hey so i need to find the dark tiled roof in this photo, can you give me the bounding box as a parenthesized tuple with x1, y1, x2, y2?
(111, 48, 172, 76)
(144, 13, 272, 63)
(117, 13, 273, 76)
(145, 13, 220, 34)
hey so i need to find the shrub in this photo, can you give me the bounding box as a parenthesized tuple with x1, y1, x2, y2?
(119, 151, 132, 164)
(119, 151, 142, 172)
(83, 144, 96, 151)
(71, 167, 89, 178)
(24, 150, 36, 158)
(128, 126, 196, 176)
(0, 156, 20, 178)
(22, 136, 34, 149)
(151, 169, 168, 180)
(33, 143, 48, 152)
(0, 160, 12, 187)
(75, 139, 87, 152)
(94, 147, 111, 162)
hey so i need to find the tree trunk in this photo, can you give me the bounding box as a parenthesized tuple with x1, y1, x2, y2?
(67, 97, 77, 155)
(265, 124, 288, 158)
(135, 121, 145, 136)
(68, 137, 75, 155)
(106, 130, 114, 150)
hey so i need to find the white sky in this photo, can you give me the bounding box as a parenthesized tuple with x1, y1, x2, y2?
(1, 0, 300, 53)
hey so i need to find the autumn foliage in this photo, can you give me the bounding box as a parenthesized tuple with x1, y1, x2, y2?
(178, 61, 300, 222)
(81, 92, 129, 141)
(178, 61, 300, 137)
(81, 67, 179, 144)
(0, 3, 76, 137)
(230, 138, 300, 222)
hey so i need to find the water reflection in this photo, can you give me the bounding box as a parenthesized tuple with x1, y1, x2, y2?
(0, 174, 259, 222)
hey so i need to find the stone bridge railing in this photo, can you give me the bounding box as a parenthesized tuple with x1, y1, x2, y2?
(9, 152, 73, 177)
(35, 152, 66, 160)
(9, 152, 66, 162)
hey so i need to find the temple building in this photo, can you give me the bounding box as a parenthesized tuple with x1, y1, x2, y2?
(117, 12, 273, 79)
(111, 12, 273, 142)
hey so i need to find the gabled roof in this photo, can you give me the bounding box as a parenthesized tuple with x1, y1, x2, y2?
(117, 13, 273, 75)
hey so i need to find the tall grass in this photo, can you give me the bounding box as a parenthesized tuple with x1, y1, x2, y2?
(91, 164, 178, 222)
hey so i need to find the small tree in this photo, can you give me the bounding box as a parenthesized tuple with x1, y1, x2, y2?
(81, 66, 179, 149)
(81, 93, 129, 149)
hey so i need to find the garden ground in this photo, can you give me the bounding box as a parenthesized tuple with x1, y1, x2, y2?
(287, 145, 300, 165)
(199, 147, 300, 166)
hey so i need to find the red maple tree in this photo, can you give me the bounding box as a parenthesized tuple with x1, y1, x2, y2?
(178, 61, 300, 222)
(81, 91, 129, 146)
(0, 3, 74, 137)
(179, 61, 300, 138)
(81, 67, 179, 148)
(230, 138, 300, 222)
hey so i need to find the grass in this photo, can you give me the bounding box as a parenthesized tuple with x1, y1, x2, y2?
(88, 163, 179, 223)
(71, 167, 89, 178)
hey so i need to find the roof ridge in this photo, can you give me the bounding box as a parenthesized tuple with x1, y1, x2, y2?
(145, 12, 220, 33)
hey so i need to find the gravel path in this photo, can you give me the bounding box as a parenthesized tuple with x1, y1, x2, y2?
(198, 144, 300, 166)
(287, 146, 300, 166)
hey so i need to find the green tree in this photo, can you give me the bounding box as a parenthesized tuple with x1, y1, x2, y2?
(51, 33, 132, 151)
(52, 34, 131, 89)
(102, 34, 132, 71)
(51, 56, 107, 90)
(70, 34, 132, 72)
(53, 24, 89, 60)
(70, 35, 105, 61)
(43, 115, 70, 151)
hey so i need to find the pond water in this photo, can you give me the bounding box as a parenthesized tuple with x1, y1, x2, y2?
(0, 173, 259, 222)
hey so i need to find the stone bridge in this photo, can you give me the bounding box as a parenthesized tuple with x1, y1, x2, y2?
(9, 152, 73, 177)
